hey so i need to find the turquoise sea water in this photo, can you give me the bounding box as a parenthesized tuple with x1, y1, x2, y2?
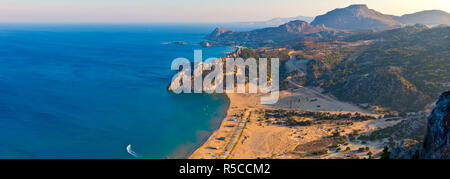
(0, 23, 232, 159)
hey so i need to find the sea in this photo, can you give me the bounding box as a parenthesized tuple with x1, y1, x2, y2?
(0, 23, 250, 159)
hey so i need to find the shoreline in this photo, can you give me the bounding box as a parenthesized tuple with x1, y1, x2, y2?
(177, 45, 238, 159)
(188, 92, 265, 159)
(187, 92, 244, 159)
(181, 93, 231, 159)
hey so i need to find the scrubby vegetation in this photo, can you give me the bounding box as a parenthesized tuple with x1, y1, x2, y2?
(262, 109, 376, 126)
(233, 48, 291, 89)
(306, 25, 450, 112)
(357, 117, 426, 142)
(380, 146, 391, 159)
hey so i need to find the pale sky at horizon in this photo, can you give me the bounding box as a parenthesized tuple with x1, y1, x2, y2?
(0, 0, 449, 23)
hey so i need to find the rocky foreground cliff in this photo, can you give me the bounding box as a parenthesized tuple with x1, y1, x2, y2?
(421, 91, 450, 159)
(389, 91, 450, 159)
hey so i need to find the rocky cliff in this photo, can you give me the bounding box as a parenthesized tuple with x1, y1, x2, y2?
(206, 28, 235, 40)
(421, 91, 450, 159)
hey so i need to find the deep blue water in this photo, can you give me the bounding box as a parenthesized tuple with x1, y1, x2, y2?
(0, 23, 231, 159)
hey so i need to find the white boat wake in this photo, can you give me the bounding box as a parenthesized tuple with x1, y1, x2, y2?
(126, 144, 144, 158)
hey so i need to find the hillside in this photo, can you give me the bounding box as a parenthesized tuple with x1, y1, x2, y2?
(305, 25, 450, 112)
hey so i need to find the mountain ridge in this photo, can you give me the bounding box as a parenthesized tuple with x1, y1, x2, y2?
(226, 16, 315, 29)
(205, 20, 344, 47)
(206, 4, 450, 47)
(395, 10, 450, 26)
(311, 4, 450, 31)
(311, 4, 401, 31)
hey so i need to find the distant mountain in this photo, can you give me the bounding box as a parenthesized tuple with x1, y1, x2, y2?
(216, 16, 315, 31)
(232, 16, 314, 27)
(206, 20, 344, 47)
(207, 4, 450, 45)
(395, 10, 450, 26)
(311, 4, 450, 31)
(311, 4, 402, 31)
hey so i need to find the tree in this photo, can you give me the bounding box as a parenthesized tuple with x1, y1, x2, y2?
(380, 146, 391, 159)
(367, 151, 373, 159)
(412, 150, 420, 159)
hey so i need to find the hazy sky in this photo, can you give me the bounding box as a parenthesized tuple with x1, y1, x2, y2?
(0, 0, 449, 22)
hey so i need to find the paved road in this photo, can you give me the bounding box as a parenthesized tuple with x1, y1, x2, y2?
(221, 110, 250, 159)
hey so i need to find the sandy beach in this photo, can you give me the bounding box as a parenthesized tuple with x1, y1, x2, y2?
(188, 85, 404, 159)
